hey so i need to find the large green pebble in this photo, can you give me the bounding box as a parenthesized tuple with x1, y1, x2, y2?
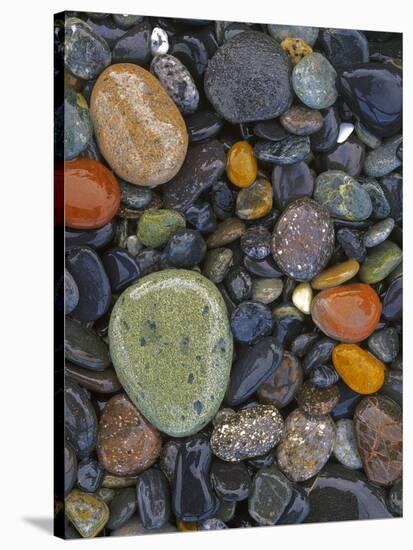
(359, 240, 402, 283)
(137, 209, 186, 248)
(314, 170, 373, 221)
(292, 52, 337, 110)
(109, 269, 233, 437)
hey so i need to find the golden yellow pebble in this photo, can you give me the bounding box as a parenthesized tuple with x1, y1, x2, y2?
(226, 141, 258, 188)
(280, 37, 313, 65)
(311, 259, 360, 290)
(176, 519, 198, 531)
(292, 282, 313, 314)
(65, 489, 109, 538)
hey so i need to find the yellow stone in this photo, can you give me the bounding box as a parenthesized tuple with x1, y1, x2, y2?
(292, 282, 313, 314)
(65, 489, 109, 538)
(226, 141, 258, 188)
(332, 343, 386, 395)
(280, 37, 313, 65)
(236, 178, 273, 220)
(177, 519, 198, 531)
(311, 259, 360, 290)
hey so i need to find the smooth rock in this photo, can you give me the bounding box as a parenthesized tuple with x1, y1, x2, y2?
(388, 479, 402, 516)
(314, 136, 365, 177)
(319, 29, 369, 66)
(186, 110, 224, 143)
(382, 275, 402, 321)
(90, 63, 188, 187)
(63, 88, 92, 160)
(311, 259, 360, 289)
(65, 318, 110, 370)
(236, 179, 273, 220)
(113, 15, 143, 28)
(244, 255, 283, 278)
(302, 337, 336, 376)
(65, 489, 109, 538)
(332, 343, 385, 394)
(230, 301, 273, 344)
(359, 177, 391, 220)
(309, 364, 340, 388)
(134, 249, 161, 277)
(337, 122, 355, 143)
(380, 173, 402, 225)
(254, 136, 311, 165)
(203, 248, 233, 284)
(297, 381, 340, 416)
(252, 278, 283, 305)
(109, 270, 233, 437)
(333, 418, 362, 469)
(336, 227, 366, 262)
(210, 460, 251, 501)
(151, 26, 169, 56)
(111, 21, 151, 65)
(368, 327, 399, 363)
(248, 466, 292, 525)
(332, 380, 363, 420)
(280, 105, 323, 136)
(77, 458, 104, 493)
(224, 266, 252, 304)
(290, 332, 319, 358)
(162, 229, 206, 268)
(207, 218, 246, 248)
(240, 226, 272, 261)
(359, 240, 402, 283)
(253, 119, 288, 142)
(292, 52, 337, 109)
(364, 218, 395, 247)
(137, 209, 186, 248)
(364, 135, 402, 177)
(226, 141, 257, 188)
(256, 350, 302, 408)
(310, 106, 340, 152)
(110, 516, 176, 536)
(355, 120, 382, 149)
(272, 303, 304, 347)
(101, 247, 140, 293)
(65, 379, 98, 459)
(280, 37, 313, 65)
(107, 488, 137, 530)
(65, 442, 77, 497)
(169, 32, 209, 82)
(185, 201, 217, 233)
(65, 269, 79, 314)
(277, 484, 310, 525)
(267, 25, 319, 46)
(136, 469, 170, 529)
(292, 282, 313, 314)
(198, 519, 227, 530)
(65, 221, 116, 251)
(272, 162, 314, 209)
(119, 180, 153, 210)
(65, 363, 121, 394)
(159, 440, 181, 484)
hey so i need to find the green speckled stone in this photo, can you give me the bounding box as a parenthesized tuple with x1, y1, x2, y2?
(314, 170, 373, 221)
(65, 489, 109, 538)
(359, 241, 402, 284)
(64, 87, 92, 160)
(292, 53, 337, 110)
(137, 209, 186, 248)
(109, 269, 233, 437)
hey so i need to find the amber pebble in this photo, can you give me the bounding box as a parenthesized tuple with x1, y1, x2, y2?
(354, 395, 402, 486)
(97, 394, 161, 476)
(311, 259, 360, 290)
(236, 178, 273, 220)
(65, 159, 121, 230)
(280, 37, 313, 65)
(90, 63, 188, 187)
(177, 519, 198, 531)
(297, 380, 340, 416)
(332, 344, 386, 394)
(226, 141, 258, 188)
(311, 283, 381, 343)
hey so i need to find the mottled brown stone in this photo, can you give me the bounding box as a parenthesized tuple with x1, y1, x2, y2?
(97, 394, 161, 476)
(297, 380, 340, 416)
(257, 351, 303, 408)
(90, 63, 188, 187)
(354, 395, 402, 487)
(280, 105, 323, 136)
(207, 218, 247, 249)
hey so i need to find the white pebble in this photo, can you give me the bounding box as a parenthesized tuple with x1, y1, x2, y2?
(337, 122, 355, 144)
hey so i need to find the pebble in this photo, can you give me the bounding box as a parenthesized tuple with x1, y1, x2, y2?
(64, 269, 79, 314)
(337, 63, 402, 137)
(291, 332, 319, 358)
(254, 136, 311, 165)
(136, 469, 170, 529)
(77, 458, 104, 493)
(210, 405, 284, 462)
(64, 18, 111, 79)
(314, 170, 372, 221)
(364, 135, 402, 177)
(359, 240, 402, 283)
(230, 301, 273, 344)
(311, 106, 340, 152)
(65, 221, 116, 251)
(277, 484, 310, 525)
(311, 283, 381, 343)
(226, 337, 283, 406)
(210, 460, 252, 501)
(112, 21, 151, 65)
(271, 198, 335, 282)
(119, 180, 152, 210)
(253, 119, 288, 142)
(101, 248, 140, 293)
(310, 364, 340, 388)
(248, 466, 292, 525)
(102, 474, 138, 489)
(226, 141, 257, 188)
(109, 270, 233, 437)
(333, 419, 363, 469)
(355, 120, 382, 149)
(305, 464, 392, 522)
(244, 255, 283, 279)
(257, 351, 302, 408)
(354, 395, 402, 486)
(137, 209, 185, 248)
(151, 26, 169, 56)
(292, 282, 313, 314)
(336, 227, 366, 262)
(224, 266, 252, 304)
(280, 37, 312, 65)
(297, 381, 340, 416)
(97, 394, 161, 475)
(311, 259, 360, 289)
(169, 32, 209, 82)
(90, 63, 188, 186)
(252, 278, 283, 305)
(64, 379, 98, 458)
(382, 275, 402, 321)
(199, 519, 227, 530)
(277, 408, 336, 482)
(159, 440, 181, 484)
(204, 31, 292, 123)
(106, 488, 137, 530)
(280, 105, 323, 136)
(186, 110, 224, 143)
(112, 15, 143, 28)
(134, 248, 161, 277)
(162, 139, 226, 211)
(267, 25, 319, 46)
(368, 327, 399, 363)
(236, 179, 273, 220)
(65, 489, 109, 538)
(315, 135, 365, 177)
(207, 218, 246, 248)
(292, 52, 337, 109)
(162, 229, 206, 268)
(240, 226, 271, 260)
(272, 303, 305, 346)
(332, 343, 385, 394)
(110, 516, 176, 536)
(380, 173, 402, 224)
(302, 337, 336, 376)
(66, 246, 111, 322)
(185, 201, 217, 233)
(65, 442, 77, 496)
(150, 54, 199, 114)
(388, 479, 403, 516)
(359, 178, 391, 220)
(319, 29, 369, 66)
(125, 235, 143, 256)
(203, 248, 233, 283)
(172, 434, 219, 522)
(364, 218, 395, 247)
(63, 88, 92, 161)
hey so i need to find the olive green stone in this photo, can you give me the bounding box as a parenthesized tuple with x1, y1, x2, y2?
(65, 489, 109, 538)
(314, 170, 373, 221)
(137, 209, 186, 248)
(359, 240, 402, 284)
(109, 269, 233, 437)
(203, 248, 234, 283)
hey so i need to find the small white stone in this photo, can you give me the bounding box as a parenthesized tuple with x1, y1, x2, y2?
(292, 282, 313, 315)
(337, 122, 355, 144)
(151, 27, 169, 56)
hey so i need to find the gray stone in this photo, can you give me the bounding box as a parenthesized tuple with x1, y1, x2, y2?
(292, 53, 337, 110)
(248, 466, 292, 525)
(333, 419, 363, 469)
(364, 135, 402, 177)
(254, 136, 311, 165)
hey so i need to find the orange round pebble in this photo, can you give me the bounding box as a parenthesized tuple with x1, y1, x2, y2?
(332, 343, 386, 394)
(311, 259, 360, 290)
(310, 283, 381, 343)
(226, 141, 257, 188)
(65, 158, 121, 229)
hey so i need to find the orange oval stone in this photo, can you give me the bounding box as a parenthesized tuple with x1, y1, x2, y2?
(226, 141, 257, 188)
(65, 158, 121, 229)
(310, 283, 381, 343)
(332, 344, 386, 394)
(311, 259, 360, 290)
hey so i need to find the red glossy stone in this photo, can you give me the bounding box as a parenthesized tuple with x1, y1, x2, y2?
(65, 158, 121, 229)
(310, 283, 381, 343)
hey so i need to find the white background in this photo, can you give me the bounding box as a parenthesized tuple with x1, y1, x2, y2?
(0, 0, 410, 548)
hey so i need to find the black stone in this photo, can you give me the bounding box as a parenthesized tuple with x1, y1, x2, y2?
(253, 119, 289, 142)
(134, 248, 162, 277)
(313, 136, 366, 177)
(336, 228, 367, 262)
(272, 162, 314, 209)
(159, 440, 181, 484)
(290, 333, 319, 358)
(272, 303, 305, 347)
(112, 21, 152, 65)
(309, 364, 340, 388)
(243, 255, 283, 278)
(230, 301, 274, 345)
(278, 484, 310, 525)
(136, 469, 171, 529)
(382, 275, 402, 321)
(310, 107, 340, 153)
(211, 460, 252, 502)
(162, 229, 207, 268)
(224, 266, 253, 304)
(302, 337, 336, 376)
(77, 457, 104, 493)
(319, 29, 369, 67)
(119, 179, 153, 210)
(169, 32, 209, 81)
(65, 222, 116, 250)
(254, 136, 311, 165)
(379, 173, 402, 224)
(107, 488, 137, 530)
(331, 380, 363, 420)
(186, 110, 224, 143)
(101, 247, 140, 293)
(211, 180, 235, 220)
(380, 370, 402, 407)
(247, 448, 277, 469)
(85, 15, 127, 47)
(185, 201, 217, 233)
(64, 379, 98, 459)
(65, 318, 111, 371)
(240, 226, 272, 261)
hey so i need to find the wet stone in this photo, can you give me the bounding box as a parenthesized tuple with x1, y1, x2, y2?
(101, 248, 140, 293)
(360, 178, 391, 220)
(252, 278, 283, 305)
(210, 405, 284, 462)
(333, 418, 362, 470)
(65, 489, 109, 538)
(333, 343, 385, 395)
(292, 52, 337, 110)
(112, 14, 143, 28)
(364, 135, 402, 177)
(66, 363, 121, 394)
(336, 228, 366, 262)
(198, 519, 228, 530)
(277, 484, 310, 525)
(112, 21, 152, 65)
(240, 226, 272, 261)
(254, 136, 311, 165)
(110, 516, 176, 536)
(186, 110, 224, 143)
(388, 479, 402, 517)
(280, 105, 323, 136)
(248, 466, 292, 526)
(355, 120, 382, 149)
(151, 26, 169, 56)
(354, 395, 402, 486)
(65, 442, 77, 497)
(253, 119, 288, 142)
(271, 198, 335, 282)
(309, 364, 340, 388)
(136, 469, 170, 529)
(77, 458, 104, 493)
(244, 255, 283, 279)
(382, 275, 402, 321)
(204, 31, 293, 123)
(65, 269, 79, 314)
(359, 240, 402, 284)
(319, 29, 369, 67)
(119, 180, 153, 210)
(169, 32, 209, 82)
(125, 235, 143, 256)
(65, 221, 116, 251)
(162, 229, 206, 268)
(302, 337, 336, 376)
(311, 259, 360, 290)
(272, 303, 304, 347)
(203, 248, 233, 284)
(211, 460, 252, 501)
(272, 162, 314, 210)
(267, 25, 319, 46)
(226, 141, 258, 188)
(291, 332, 319, 358)
(292, 282, 313, 315)
(159, 440, 181, 484)
(277, 408, 336, 482)
(314, 136, 366, 177)
(257, 351, 302, 409)
(247, 448, 277, 470)
(297, 381, 340, 417)
(85, 16, 128, 47)
(134, 248, 161, 277)
(137, 209, 186, 248)
(185, 201, 217, 233)
(224, 266, 252, 304)
(63, 88, 92, 160)
(332, 380, 363, 420)
(65, 318, 110, 371)
(230, 301, 273, 344)
(213, 408, 236, 427)
(216, 500, 236, 522)
(380, 173, 402, 225)
(211, 180, 235, 220)
(236, 179, 273, 220)
(310, 106, 340, 152)
(65, 379, 98, 459)
(368, 327, 399, 363)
